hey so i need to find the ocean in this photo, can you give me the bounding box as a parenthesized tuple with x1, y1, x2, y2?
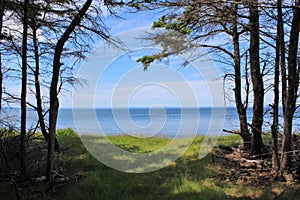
(3, 107, 300, 137)
(62, 107, 228, 137)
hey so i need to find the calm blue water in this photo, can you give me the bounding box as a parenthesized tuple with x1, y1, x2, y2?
(3, 107, 300, 137)
(62, 107, 226, 137)
(58, 107, 300, 137)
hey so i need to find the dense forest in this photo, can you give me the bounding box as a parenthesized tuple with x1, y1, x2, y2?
(0, 0, 299, 199)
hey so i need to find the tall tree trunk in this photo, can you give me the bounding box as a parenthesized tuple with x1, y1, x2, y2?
(32, 21, 60, 152)
(279, 0, 300, 180)
(232, 3, 251, 147)
(46, 0, 93, 181)
(271, 0, 283, 173)
(249, 0, 264, 155)
(32, 25, 48, 140)
(20, 0, 29, 178)
(0, 0, 5, 113)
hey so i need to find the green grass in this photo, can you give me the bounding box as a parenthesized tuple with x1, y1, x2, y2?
(1, 129, 298, 199)
(56, 134, 224, 200)
(54, 130, 299, 200)
(106, 135, 171, 153)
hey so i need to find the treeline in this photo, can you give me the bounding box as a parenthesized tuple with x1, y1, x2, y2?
(136, 0, 300, 181)
(0, 0, 124, 181)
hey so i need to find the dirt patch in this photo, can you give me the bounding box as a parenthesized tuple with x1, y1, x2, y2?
(212, 142, 300, 186)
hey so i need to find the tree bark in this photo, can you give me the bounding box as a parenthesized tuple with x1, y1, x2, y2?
(271, 0, 283, 173)
(46, 0, 93, 181)
(20, 0, 29, 178)
(279, 0, 300, 180)
(32, 23, 48, 140)
(249, 0, 264, 155)
(232, 3, 251, 148)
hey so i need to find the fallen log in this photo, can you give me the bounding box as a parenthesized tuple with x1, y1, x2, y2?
(222, 129, 241, 135)
(218, 144, 235, 152)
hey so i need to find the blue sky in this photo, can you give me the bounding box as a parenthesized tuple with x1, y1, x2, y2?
(3, 5, 274, 109)
(56, 7, 228, 108)
(68, 11, 225, 108)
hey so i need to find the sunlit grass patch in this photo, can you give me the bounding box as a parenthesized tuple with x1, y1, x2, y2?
(54, 129, 299, 200)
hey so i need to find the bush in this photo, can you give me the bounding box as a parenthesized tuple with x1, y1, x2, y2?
(56, 128, 77, 137)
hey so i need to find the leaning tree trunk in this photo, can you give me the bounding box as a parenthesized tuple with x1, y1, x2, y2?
(32, 23, 48, 140)
(46, 0, 93, 181)
(249, 0, 264, 155)
(278, 0, 300, 180)
(20, 0, 29, 178)
(32, 20, 60, 152)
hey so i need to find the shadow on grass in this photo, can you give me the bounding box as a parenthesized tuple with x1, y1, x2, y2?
(57, 154, 234, 199)
(56, 133, 299, 200)
(2, 130, 299, 200)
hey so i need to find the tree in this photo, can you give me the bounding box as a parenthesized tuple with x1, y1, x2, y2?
(46, 0, 93, 180)
(45, 0, 116, 180)
(231, 1, 251, 147)
(28, 0, 61, 152)
(20, 0, 29, 178)
(278, 0, 300, 180)
(136, 0, 255, 147)
(270, 0, 285, 173)
(0, 0, 116, 180)
(134, 0, 300, 158)
(248, 0, 264, 155)
(0, 0, 5, 114)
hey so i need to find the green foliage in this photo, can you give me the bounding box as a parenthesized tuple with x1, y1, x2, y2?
(164, 22, 192, 35)
(138, 14, 192, 69)
(153, 16, 192, 35)
(56, 128, 77, 137)
(152, 19, 166, 28)
(0, 127, 19, 136)
(136, 55, 157, 69)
